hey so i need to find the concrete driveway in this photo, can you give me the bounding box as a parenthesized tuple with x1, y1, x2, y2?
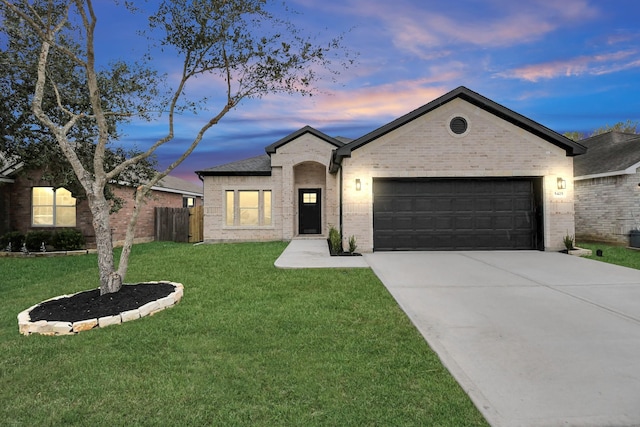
(364, 251, 640, 427)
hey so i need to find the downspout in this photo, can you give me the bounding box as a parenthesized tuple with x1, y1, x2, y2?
(330, 149, 344, 239)
(339, 165, 343, 239)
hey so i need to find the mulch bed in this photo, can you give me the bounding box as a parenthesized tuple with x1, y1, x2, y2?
(326, 239, 362, 257)
(29, 282, 176, 323)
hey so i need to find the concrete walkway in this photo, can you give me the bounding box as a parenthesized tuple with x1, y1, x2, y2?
(274, 239, 368, 268)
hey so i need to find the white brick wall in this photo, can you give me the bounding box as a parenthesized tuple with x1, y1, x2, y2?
(204, 98, 576, 251)
(203, 174, 281, 242)
(341, 98, 575, 252)
(270, 133, 339, 239)
(203, 134, 339, 242)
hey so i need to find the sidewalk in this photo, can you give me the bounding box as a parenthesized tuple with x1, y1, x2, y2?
(274, 239, 369, 269)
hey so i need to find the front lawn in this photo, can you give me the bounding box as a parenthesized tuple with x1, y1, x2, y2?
(0, 242, 487, 426)
(579, 242, 640, 270)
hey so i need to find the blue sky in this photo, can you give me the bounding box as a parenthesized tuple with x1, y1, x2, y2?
(95, 0, 640, 183)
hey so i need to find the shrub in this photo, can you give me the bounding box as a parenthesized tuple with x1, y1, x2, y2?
(25, 230, 54, 251)
(52, 228, 86, 251)
(328, 226, 342, 254)
(563, 232, 575, 251)
(348, 235, 358, 254)
(0, 231, 25, 252)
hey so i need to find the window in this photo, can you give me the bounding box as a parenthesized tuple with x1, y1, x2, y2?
(239, 191, 259, 225)
(225, 190, 272, 227)
(226, 191, 235, 226)
(183, 197, 195, 208)
(263, 191, 271, 226)
(302, 192, 317, 204)
(32, 187, 76, 227)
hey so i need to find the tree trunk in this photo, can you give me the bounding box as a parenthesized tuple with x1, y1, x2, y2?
(116, 186, 147, 283)
(88, 190, 121, 295)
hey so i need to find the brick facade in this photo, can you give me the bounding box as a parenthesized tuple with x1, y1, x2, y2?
(203, 133, 339, 242)
(0, 181, 12, 236)
(574, 173, 640, 245)
(202, 90, 579, 252)
(0, 170, 97, 246)
(0, 169, 202, 248)
(108, 185, 194, 247)
(340, 98, 575, 252)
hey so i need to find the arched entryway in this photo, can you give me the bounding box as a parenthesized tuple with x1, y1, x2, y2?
(293, 162, 326, 235)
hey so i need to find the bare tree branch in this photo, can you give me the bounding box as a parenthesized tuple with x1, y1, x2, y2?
(2, 0, 352, 295)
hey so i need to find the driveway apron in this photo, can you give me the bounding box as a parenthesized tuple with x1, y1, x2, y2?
(365, 251, 640, 427)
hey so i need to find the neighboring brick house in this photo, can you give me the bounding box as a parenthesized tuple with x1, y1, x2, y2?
(573, 131, 640, 245)
(197, 86, 586, 252)
(0, 163, 203, 248)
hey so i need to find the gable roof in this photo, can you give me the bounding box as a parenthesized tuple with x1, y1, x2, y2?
(196, 154, 272, 177)
(573, 131, 640, 179)
(196, 126, 345, 177)
(330, 86, 586, 172)
(0, 152, 203, 195)
(0, 148, 203, 195)
(265, 125, 344, 154)
(0, 153, 22, 183)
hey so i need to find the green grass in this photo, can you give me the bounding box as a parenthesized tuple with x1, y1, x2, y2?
(0, 242, 487, 426)
(579, 242, 640, 270)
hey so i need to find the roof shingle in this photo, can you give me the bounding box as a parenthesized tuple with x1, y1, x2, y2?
(196, 154, 272, 176)
(573, 131, 640, 177)
(155, 175, 203, 195)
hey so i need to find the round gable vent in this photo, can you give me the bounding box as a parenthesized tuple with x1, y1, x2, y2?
(450, 116, 468, 135)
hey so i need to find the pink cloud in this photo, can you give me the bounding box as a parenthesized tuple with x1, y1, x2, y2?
(607, 31, 640, 46)
(331, 0, 599, 58)
(314, 82, 449, 119)
(233, 78, 454, 129)
(496, 50, 640, 81)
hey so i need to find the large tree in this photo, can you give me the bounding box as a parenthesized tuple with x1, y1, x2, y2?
(1, 0, 350, 294)
(564, 120, 639, 141)
(0, 2, 157, 197)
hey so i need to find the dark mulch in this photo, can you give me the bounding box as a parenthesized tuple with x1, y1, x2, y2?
(29, 282, 176, 323)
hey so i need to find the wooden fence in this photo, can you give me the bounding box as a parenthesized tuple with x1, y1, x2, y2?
(188, 206, 203, 243)
(155, 206, 203, 243)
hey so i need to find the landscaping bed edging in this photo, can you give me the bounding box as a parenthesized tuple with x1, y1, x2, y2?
(569, 247, 592, 256)
(17, 281, 183, 336)
(0, 249, 97, 258)
(560, 247, 593, 257)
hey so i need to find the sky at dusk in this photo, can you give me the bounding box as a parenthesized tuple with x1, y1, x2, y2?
(92, 0, 640, 183)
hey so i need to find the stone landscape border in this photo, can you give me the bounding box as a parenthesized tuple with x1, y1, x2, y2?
(0, 249, 97, 258)
(17, 281, 183, 336)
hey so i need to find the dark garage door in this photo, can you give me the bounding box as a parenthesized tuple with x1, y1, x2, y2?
(373, 178, 542, 251)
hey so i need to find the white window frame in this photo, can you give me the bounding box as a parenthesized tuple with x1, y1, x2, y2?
(31, 186, 77, 227)
(225, 189, 272, 227)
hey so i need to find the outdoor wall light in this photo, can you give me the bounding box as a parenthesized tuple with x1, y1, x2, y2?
(355, 179, 362, 191)
(557, 177, 567, 190)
